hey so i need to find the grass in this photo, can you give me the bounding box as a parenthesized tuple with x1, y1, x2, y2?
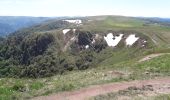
(0, 45, 169, 99)
(134, 54, 170, 76)
(114, 54, 170, 80)
(0, 67, 130, 99)
(153, 94, 170, 100)
(90, 54, 170, 100)
(83, 16, 170, 48)
(0, 86, 19, 100)
(0, 48, 170, 99)
(0, 53, 166, 99)
(1, 16, 170, 99)
(30, 82, 44, 90)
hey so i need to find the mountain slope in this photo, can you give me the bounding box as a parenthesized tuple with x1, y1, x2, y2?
(1, 15, 170, 99)
(0, 15, 170, 78)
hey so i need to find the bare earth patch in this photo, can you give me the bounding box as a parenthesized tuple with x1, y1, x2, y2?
(33, 77, 170, 100)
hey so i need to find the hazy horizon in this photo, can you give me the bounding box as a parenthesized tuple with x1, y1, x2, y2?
(0, 0, 170, 18)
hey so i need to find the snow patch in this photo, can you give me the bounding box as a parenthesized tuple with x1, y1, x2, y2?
(104, 33, 123, 47)
(73, 29, 76, 33)
(85, 45, 89, 49)
(143, 40, 147, 43)
(63, 29, 71, 35)
(142, 45, 145, 47)
(92, 39, 95, 44)
(64, 19, 82, 24)
(126, 34, 139, 46)
(70, 36, 76, 41)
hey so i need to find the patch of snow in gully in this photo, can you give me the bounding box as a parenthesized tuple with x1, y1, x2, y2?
(126, 34, 139, 46)
(64, 19, 82, 24)
(70, 37, 76, 41)
(104, 33, 123, 47)
(85, 45, 89, 49)
(63, 29, 71, 35)
(73, 29, 76, 33)
(92, 39, 95, 44)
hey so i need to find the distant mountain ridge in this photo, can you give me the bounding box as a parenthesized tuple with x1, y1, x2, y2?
(0, 16, 52, 36)
(139, 17, 170, 26)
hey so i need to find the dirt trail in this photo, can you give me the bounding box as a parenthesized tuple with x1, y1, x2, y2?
(33, 77, 170, 100)
(138, 53, 170, 62)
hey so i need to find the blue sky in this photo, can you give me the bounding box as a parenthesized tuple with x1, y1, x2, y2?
(0, 0, 170, 18)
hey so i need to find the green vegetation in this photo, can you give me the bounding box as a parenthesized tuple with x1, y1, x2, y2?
(90, 54, 170, 100)
(0, 29, 150, 78)
(0, 53, 170, 99)
(153, 94, 170, 100)
(30, 82, 44, 90)
(0, 67, 129, 99)
(136, 55, 170, 75)
(0, 16, 170, 99)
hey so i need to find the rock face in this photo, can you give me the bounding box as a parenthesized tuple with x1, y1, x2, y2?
(61, 29, 148, 52)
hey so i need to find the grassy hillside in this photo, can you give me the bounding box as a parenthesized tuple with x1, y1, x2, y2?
(82, 16, 170, 47)
(0, 15, 170, 99)
(1, 51, 170, 99)
(1, 15, 170, 78)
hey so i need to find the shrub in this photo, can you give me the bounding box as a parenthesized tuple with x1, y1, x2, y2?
(12, 84, 25, 92)
(30, 82, 44, 90)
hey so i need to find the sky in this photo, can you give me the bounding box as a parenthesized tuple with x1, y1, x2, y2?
(0, 0, 170, 18)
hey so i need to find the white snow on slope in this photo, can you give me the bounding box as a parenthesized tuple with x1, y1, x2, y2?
(126, 34, 139, 46)
(92, 39, 95, 44)
(104, 33, 124, 47)
(64, 19, 82, 24)
(73, 29, 76, 33)
(70, 36, 76, 41)
(85, 45, 89, 49)
(63, 29, 71, 35)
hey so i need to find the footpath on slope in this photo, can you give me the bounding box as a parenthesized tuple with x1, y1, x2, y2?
(33, 77, 170, 100)
(33, 53, 170, 100)
(138, 53, 170, 62)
